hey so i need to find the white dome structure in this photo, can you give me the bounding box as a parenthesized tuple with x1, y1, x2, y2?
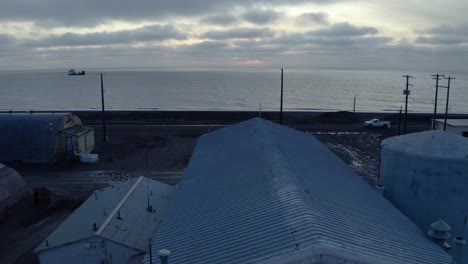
(380, 130, 468, 262)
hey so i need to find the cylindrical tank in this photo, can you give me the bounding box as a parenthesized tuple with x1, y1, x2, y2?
(380, 130, 468, 262)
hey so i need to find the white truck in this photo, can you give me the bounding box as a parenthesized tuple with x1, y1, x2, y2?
(364, 119, 391, 128)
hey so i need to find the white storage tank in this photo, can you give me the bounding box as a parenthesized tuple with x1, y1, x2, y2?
(380, 130, 468, 262)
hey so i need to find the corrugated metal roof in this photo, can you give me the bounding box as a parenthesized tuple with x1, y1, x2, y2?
(0, 113, 80, 163)
(144, 118, 451, 264)
(382, 130, 468, 160)
(35, 176, 175, 253)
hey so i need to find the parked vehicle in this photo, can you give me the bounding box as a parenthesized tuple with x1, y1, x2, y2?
(365, 119, 391, 128)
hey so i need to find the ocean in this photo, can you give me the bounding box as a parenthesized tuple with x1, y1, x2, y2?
(0, 68, 467, 113)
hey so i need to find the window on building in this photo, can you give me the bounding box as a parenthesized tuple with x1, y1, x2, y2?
(463, 131, 468, 138)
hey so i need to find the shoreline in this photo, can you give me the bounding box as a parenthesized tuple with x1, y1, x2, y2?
(1, 110, 467, 125)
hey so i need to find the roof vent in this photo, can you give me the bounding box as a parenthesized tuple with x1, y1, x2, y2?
(452, 236, 466, 264)
(159, 249, 170, 264)
(376, 185, 386, 196)
(428, 220, 451, 249)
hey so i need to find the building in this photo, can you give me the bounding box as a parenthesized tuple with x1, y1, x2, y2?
(144, 118, 451, 264)
(434, 119, 468, 137)
(0, 113, 94, 163)
(0, 163, 26, 216)
(35, 176, 175, 264)
(380, 130, 468, 263)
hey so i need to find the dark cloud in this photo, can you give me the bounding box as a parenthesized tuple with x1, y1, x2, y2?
(414, 23, 468, 46)
(28, 24, 187, 47)
(180, 41, 228, 54)
(0, 33, 16, 45)
(267, 23, 388, 49)
(296, 12, 329, 25)
(417, 23, 468, 36)
(311, 36, 391, 49)
(309, 22, 378, 37)
(0, 0, 334, 27)
(241, 10, 283, 25)
(200, 28, 275, 40)
(200, 15, 238, 26)
(415, 36, 467, 45)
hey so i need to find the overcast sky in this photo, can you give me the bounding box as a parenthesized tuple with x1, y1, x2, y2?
(0, 0, 467, 71)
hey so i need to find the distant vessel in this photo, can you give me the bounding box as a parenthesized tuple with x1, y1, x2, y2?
(68, 69, 85, 76)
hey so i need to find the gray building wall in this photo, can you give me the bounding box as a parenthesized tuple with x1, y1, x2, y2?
(434, 120, 468, 137)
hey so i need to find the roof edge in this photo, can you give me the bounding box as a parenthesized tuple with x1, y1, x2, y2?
(95, 176, 144, 235)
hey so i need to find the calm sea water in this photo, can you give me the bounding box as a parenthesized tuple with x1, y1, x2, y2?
(0, 68, 467, 113)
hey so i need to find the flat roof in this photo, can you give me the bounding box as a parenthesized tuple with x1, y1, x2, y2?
(436, 119, 468, 127)
(60, 125, 93, 136)
(382, 130, 468, 160)
(144, 118, 451, 264)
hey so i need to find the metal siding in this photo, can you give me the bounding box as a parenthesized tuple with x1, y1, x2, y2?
(38, 237, 140, 264)
(0, 113, 80, 163)
(144, 118, 451, 264)
(35, 177, 175, 253)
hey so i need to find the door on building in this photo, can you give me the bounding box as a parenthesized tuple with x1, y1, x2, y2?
(65, 137, 73, 152)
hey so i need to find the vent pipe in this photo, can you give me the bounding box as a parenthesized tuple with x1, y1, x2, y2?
(452, 236, 466, 264)
(428, 220, 451, 249)
(376, 185, 386, 196)
(159, 249, 170, 264)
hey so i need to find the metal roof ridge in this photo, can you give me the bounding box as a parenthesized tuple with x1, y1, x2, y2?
(95, 176, 144, 236)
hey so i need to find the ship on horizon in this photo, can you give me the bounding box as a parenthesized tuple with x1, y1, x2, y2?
(68, 69, 85, 76)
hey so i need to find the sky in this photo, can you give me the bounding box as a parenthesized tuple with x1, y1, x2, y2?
(0, 0, 467, 71)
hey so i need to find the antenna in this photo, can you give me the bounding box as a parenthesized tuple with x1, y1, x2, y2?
(146, 177, 152, 212)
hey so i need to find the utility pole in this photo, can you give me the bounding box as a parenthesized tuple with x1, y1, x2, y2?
(398, 106, 402, 135)
(353, 97, 356, 112)
(440, 76, 455, 131)
(280, 68, 284, 125)
(431, 74, 444, 130)
(402, 75, 414, 135)
(100, 73, 108, 142)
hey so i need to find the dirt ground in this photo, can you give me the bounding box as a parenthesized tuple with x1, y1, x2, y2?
(0, 120, 414, 264)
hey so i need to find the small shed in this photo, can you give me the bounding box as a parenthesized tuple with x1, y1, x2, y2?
(0, 163, 26, 215)
(145, 118, 451, 264)
(0, 113, 94, 163)
(35, 176, 175, 264)
(434, 119, 468, 137)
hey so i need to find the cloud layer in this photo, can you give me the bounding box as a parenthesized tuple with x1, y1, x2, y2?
(0, 0, 467, 71)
